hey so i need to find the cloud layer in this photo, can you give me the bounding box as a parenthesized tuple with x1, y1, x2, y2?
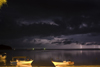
(0, 0, 100, 48)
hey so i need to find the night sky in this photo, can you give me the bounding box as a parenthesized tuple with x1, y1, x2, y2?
(0, 0, 100, 49)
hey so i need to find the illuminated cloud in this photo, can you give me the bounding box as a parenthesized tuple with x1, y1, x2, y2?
(12, 33, 98, 49)
(16, 18, 59, 26)
(1, 0, 100, 49)
(79, 23, 87, 28)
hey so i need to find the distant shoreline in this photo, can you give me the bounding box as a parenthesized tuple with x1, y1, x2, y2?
(12, 48, 100, 50)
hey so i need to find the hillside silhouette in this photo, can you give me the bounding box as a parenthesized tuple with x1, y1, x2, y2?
(0, 44, 12, 50)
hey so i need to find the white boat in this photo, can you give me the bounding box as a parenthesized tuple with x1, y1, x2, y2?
(52, 61, 74, 66)
(10, 56, 33, 65)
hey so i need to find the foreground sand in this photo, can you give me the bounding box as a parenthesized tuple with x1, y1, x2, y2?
(0, 65, 100, 67)
(55, 65, 100, 67)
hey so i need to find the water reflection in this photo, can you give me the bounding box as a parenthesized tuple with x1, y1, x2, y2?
(10, 63, 32, 67)
(16, 65, 32, 67)
(0, 59, 6, 65)
(0, 50, 100, 66)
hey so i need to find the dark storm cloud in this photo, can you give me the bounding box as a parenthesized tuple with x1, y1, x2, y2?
(1, 0, 100, 39)
(5, 0, 100, 18)
(0, 17, 60, 39)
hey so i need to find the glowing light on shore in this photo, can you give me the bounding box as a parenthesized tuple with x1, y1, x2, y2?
(44, 48, 46, 50)
(0, 0, 7, 8)
(32, 48, 34, 50)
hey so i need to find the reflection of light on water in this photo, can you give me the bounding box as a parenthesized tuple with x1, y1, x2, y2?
(80, 50, 83, 54)
(0, 59, 6, 65)
(2, 50, 100, 66)
(16, 65, 32, 67)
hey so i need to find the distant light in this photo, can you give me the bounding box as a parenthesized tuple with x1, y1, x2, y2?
(4, 53, 6, 54)
(32, 48, 34, 50)
(44, 48, 46, 50)
(80, 44, 82, 49)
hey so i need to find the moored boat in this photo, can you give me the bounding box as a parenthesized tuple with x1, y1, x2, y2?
(10, 56, 33, 65)
(52, 60, 74, 66)
(0, 52, 6, 59)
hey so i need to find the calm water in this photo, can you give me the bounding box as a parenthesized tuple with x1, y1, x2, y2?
(0, 50, 100, 66)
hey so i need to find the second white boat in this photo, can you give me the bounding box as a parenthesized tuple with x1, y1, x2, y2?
(52, 61, 74, 66)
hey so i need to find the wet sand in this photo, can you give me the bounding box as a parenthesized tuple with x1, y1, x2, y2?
(0, 65, 100, 67)
(55, 65, 100, 67)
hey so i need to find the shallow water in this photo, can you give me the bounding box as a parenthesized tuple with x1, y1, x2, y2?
(0, 50, 100, 66)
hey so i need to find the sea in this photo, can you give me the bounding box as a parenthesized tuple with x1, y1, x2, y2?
(0, 49, 100, 67)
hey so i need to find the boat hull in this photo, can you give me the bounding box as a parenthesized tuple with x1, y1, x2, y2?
(52, 61, 74, 66)
(17, 60, 33, 65)
(10, 61, 17, 64)
(10, 60, 33, 65)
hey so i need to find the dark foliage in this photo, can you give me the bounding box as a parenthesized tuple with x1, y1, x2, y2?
(0, 44, 12, 50)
